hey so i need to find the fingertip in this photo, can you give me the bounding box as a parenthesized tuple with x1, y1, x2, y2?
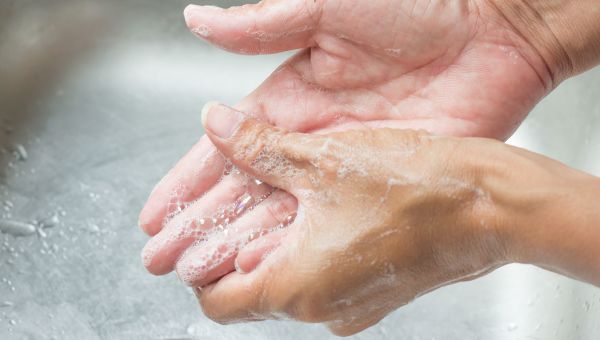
(138, 202, 163, 236)
(141, 240, 168, 275)
(200, 101, 221, 129)
(183, 4, 220, 22)
(182, 4, 198, 23)
(203, 103, 246, 140)
(138, 179, 170, 236)
(139, 164, 178, 234)
(183, 4, 223, 38)
(183, 1, 315, 55)
(141, 226, 190, 276)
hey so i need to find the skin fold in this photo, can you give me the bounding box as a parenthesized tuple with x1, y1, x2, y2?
(138, 0, 600, 334)
(195, 104, 600, 336)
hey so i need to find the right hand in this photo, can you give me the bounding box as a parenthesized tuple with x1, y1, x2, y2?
(139, 0, 581, 285)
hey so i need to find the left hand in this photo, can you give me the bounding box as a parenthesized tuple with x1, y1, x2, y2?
(191, 103, 600, 336)
(187, 103, 524, 336)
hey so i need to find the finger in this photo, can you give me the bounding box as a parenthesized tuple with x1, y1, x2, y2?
(197, 222, 307, 324)
(175, 190, 297, 287)
(183, 0, 320, 55)
(195, 272, 262, 324)
(138, 135, 224, 236)
(138, 96, 271, 237)
(142, 172, 272, 275)
(201, 102, 323, 194)
(196, 261, 279, 324)
(235, 228, 288, 275)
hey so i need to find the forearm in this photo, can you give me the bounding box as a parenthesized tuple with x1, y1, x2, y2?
(490, 0, 600, 83)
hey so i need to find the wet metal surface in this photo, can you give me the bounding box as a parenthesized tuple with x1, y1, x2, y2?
(1, 1, 599, 339)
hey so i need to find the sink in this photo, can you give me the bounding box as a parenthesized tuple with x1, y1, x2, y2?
(1, 0, 599, 339)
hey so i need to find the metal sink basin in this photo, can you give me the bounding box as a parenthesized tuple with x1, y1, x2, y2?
(1, 0, 599, 339)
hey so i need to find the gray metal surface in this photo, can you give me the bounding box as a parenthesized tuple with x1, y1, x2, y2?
(1, 1, 599, 339)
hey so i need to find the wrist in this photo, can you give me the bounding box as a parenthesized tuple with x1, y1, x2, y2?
(487, 0, 600, 84)
(479, 142, 600, 284)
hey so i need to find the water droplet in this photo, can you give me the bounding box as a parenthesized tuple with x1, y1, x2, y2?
(12, 144, 28, 161)
(223, 161, 233, 176)
(0, 219, 37, 237)
(0, 301, 14, 307)
(37, 214, 60, 229)
(584, 301, 591, 311)
(285, 213, 296, 224)
(88, 224, 100, 233)
(37, 228, 47, 238)
(235, 194, 253, 216)
(186, 323, 198, 335)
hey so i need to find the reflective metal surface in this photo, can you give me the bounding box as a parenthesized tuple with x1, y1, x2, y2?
(1, 1, 599, 339)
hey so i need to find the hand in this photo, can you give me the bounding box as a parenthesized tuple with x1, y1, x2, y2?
(139, 0, 560, 283)
(191, 103, 600, 336)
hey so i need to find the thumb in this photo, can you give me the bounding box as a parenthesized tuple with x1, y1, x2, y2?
(201, 102, 319, 194)
(183, 0, 320, 54)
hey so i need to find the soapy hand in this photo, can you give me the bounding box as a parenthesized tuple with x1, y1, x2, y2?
(190, 104, 600, 336)
(139, 0, 554, 284)
(190, 103, 514, 336)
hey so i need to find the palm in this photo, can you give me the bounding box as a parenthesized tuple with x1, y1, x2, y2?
(139, 0, 550, 283)
(230, 0, 548, 139)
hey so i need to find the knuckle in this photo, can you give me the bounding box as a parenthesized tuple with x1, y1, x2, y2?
(233, 121, 282, 165)
(264, 272, 324, 322)
(306, 136, 346, 179)
(265, 194, 298, 224)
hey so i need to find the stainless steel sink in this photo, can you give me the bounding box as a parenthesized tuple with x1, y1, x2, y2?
(1, 1, 599, 339)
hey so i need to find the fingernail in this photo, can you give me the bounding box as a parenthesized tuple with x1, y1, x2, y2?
(200, 101, 217, 127)
(201, 102, 245, 139)
(183, 4, 200, 21)
(183, 4, 223, 22)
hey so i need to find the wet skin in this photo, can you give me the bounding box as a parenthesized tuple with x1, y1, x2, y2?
(140, 0, 553, 281)
(138, 0, 600, 334)
(194, 104, 600, 336)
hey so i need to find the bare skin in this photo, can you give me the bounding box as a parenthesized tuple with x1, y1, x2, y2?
(140, 0, 557, 280)
(138, 0, 600, 326)
(194, 104, 600, 336)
